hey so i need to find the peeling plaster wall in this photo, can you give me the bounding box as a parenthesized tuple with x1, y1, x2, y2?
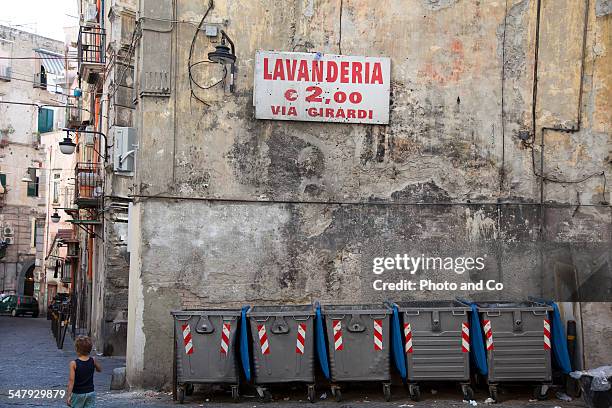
(126, 0, 612, 388)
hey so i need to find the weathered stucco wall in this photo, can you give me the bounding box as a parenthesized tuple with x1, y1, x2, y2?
(126, 0, 612, 388)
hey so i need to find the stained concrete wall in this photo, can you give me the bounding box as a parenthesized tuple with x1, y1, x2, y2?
(126, 0, 612, 387)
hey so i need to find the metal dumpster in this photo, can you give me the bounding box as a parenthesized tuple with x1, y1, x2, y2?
(247, 305, 316, 402)
(321, 304, 393, 402)
(394, 301, 473, 401)
(171, 309, 241, 404)
(476, 301, 553, 402)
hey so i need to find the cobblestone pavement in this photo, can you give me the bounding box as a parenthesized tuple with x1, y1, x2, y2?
(0, 315, 586, 407)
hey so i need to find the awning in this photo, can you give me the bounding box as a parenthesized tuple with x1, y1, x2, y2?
(35, 49, 65, 75)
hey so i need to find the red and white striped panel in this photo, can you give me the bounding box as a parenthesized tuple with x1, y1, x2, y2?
(257, 324, 270, 355)
(332, 319, 344, 351)
(461, 322, 470, 352)
(220, 322, 231, 355)
(182, 324, 194, 355)
(374, 319, 383, 351)
(404, 322, 413, 354)
(483, 319, 494, 351)
(296, 323, 307, 354)
(543, 319, 551, 350)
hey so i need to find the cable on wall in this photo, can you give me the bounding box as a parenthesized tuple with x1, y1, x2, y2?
(187, 0, 216, 107)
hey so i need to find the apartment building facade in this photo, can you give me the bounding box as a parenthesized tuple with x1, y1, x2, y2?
(0, 26, 68, 312)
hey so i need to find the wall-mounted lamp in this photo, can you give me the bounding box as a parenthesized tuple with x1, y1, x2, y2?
(60, 128, 108, 162)
(21, 172, 33, 183)
(208, 30, 236, 92)
(59, 136, 77, 155)
(50, 211, 61, 223)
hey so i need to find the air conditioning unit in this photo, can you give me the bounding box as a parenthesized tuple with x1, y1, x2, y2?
(4, 236, 14, 245)
(84, 2, 98, 24)
(3, 225, 14, 236)
(0, 65, 11, 81)
(113, 127, 136, 173)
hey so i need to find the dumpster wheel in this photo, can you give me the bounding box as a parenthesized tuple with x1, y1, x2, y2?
(231, 385, 239, 402)
(409, 384, 420, 401)
(256, 387, 272, 403)
(489, 385, 499, 403)
(534, 385, 549, 401)
(461, 383, 475, 401)
(307, 384, 316, 403)
(383, 383, 391, 401)
(185, 383, 194, 396)
(177, 386, 185, 404)
(331, 385, 342, 402)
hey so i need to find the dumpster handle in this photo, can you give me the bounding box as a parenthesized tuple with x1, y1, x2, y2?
(195, 315, 215, 334)
(486, 311, 501, 317)
(270, 316, 290, 334)
(293, 315, 312, 322)
(347, 314, 366, 332)
(174, 315, 191, 321)
(404, 311, 421, 316)
(532, 310, 548, 316)
(452, 310, 467, 316)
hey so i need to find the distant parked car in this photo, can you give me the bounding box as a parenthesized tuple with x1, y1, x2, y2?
(0, 295, 39, 317)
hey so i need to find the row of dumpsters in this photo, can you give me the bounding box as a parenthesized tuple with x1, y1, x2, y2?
(171, 300, 572, 404)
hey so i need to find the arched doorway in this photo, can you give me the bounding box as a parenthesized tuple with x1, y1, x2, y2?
(17, 260, 36, 296)
(23, 265, 34, 296)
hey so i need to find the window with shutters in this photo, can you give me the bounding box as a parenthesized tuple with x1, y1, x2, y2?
(37, 108, 54, 133)
(52, 173, 60, 204)
(0, 173, 6, 195)
(26, 168, 39, 197)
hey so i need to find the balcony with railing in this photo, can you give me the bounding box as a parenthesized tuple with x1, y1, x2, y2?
(65, 97, 82, 128)
(78, 25, 106, 84)
(75, 162, 103, 208)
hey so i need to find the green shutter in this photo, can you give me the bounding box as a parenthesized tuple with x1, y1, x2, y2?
(0, 173, 6, 187)
(37, 108, 54, 133)
(26, 168, 38, 197)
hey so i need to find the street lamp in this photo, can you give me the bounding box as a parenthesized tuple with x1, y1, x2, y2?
(59, 128, 108, 162)
(59, 136, 76, 155)
(21, 172, 33, 183)
(50, 211, 61, 223)
(208, 30, 237, 92)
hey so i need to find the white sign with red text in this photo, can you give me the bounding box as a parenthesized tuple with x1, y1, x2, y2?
(254, 51, 390, 124)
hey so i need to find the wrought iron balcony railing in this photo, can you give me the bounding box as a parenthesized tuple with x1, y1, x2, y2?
(78, 25, 106, 83)
(75, 162, 103, 208)
(65, 97, 82, 128)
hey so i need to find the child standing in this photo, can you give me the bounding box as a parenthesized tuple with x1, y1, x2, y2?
(66, 336, 102, 407)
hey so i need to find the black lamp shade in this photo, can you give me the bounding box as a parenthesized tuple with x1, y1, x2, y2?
(51, 211, 61, 223)
(208, 44, 236, 65)
(59, 136, 76, 155)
